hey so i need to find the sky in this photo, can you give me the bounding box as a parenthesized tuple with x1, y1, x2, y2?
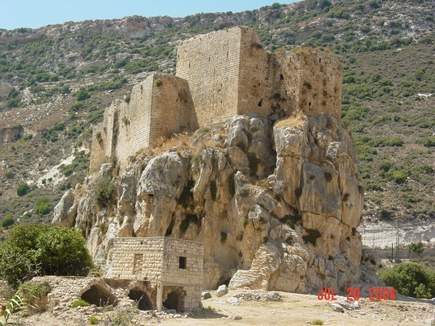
(0, 0, 298, 30)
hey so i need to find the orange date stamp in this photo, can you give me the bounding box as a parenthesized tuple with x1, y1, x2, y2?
(317, 287, 396, 301)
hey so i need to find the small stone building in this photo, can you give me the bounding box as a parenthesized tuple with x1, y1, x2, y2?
(106, 237, 204, 311)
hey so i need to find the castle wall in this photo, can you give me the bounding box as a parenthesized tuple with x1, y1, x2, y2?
(237, 28, 280, 117)
(147, 74, 197, 146)
(176, 27, 242, 126)
(115, 78, 153, 169)
(277, 48, 342, 119)
(91, 73, 196, 172)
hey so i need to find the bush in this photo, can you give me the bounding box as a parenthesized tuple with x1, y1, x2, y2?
(422, 136, 435, 147)
(17, 183, 31, 196)
(0, 224, 93, 287)
(76, 89, 91, 101)
(18, 281, 51, 313)
(408, 242, 424, 255)
(71, 298, 91, 308)
(1, 213, 15, 228)
(89, 315, 99, 325)
(34, 198, 51, 216)
(373, 137, 404, 147)
(387, 169, 408, 184)
(95, 176, 114, 206)
(378, 262, 435, 299)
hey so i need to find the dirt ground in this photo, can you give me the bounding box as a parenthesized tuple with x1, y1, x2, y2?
(158, 290, 434, 326)
(21, 290, 434, 326)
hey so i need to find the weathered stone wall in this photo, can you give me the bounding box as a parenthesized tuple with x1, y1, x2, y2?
(107, 237, 203, 292)
(108, 237, 165, 281)
(277, 48, 342, 119)
(237, 28, 281, 118)
(89, 73, 196, 172)
(176, 27, 242, 126)
(161, 238, 203, 286)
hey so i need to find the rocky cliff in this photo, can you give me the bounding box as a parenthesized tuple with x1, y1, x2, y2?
(53, 87, 363, 292)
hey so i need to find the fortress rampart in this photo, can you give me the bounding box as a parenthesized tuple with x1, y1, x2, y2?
(90, 26, 342, 173)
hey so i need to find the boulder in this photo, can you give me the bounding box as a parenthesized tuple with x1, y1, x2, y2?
(216, 285, 228, 297)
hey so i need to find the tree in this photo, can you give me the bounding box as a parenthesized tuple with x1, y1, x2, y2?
(379, 262, 435, 299)
(0, 224, 93, 287)
(408, 242, 424, 256)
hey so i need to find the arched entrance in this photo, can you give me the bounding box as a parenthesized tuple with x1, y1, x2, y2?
(80, 284, 117, 307)
(163, 287, 185, 312)
(128, 288, 153, 310)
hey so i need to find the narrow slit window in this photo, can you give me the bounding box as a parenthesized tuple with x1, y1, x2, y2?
(179, 256, 187, 270)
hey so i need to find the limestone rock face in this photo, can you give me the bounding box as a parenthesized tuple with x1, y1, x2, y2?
(54, 112, 363, 292)
(52, 190, 76, 227)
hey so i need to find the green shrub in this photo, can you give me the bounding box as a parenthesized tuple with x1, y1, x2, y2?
(421, 136, 435, 147)
(71, 298, 91, 308)
(408, 242, 424, 255)
(387, 169, 408, 184)
(16, 183, 31, 196)
(311, 320, 324, 326)
(34, 198, 51, 216)
(18, 281, 51, 313)
(95, 176, 114, 206)
(76, 89, 91, 101)
(0, 224, 93, 287)
(1, 213, 15, 228)
(89, 315, 99, 325)
(373, 137, 404, 147)
(378, 262, 435, 299)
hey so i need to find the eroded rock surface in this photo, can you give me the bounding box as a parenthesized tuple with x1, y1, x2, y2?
(54, 111, 363, 292)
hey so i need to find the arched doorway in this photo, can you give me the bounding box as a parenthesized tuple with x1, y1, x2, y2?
(80, 284, 117, 307)
(128, 288, 153, 310)
(163, 287, 185, 312)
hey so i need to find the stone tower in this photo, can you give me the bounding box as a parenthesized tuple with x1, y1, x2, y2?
(176, 26, 280, 126)
(90, 73, 196, 172)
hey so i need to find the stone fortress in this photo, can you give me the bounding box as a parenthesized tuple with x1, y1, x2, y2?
(80, 26, 354, 312)
(90, 26, 342, 172)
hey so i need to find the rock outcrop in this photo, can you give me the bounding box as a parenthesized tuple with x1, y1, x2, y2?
(53, 28, 363, 293)
(0, 125, 24, 144)
(54, 110, 362, 292)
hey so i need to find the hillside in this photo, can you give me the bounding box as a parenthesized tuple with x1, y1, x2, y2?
(0, 0, 434, 235)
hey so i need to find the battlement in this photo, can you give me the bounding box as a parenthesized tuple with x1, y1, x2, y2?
(90, 27, 343, 173)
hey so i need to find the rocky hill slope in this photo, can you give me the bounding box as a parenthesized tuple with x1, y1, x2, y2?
(0, 0, 434, 242)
